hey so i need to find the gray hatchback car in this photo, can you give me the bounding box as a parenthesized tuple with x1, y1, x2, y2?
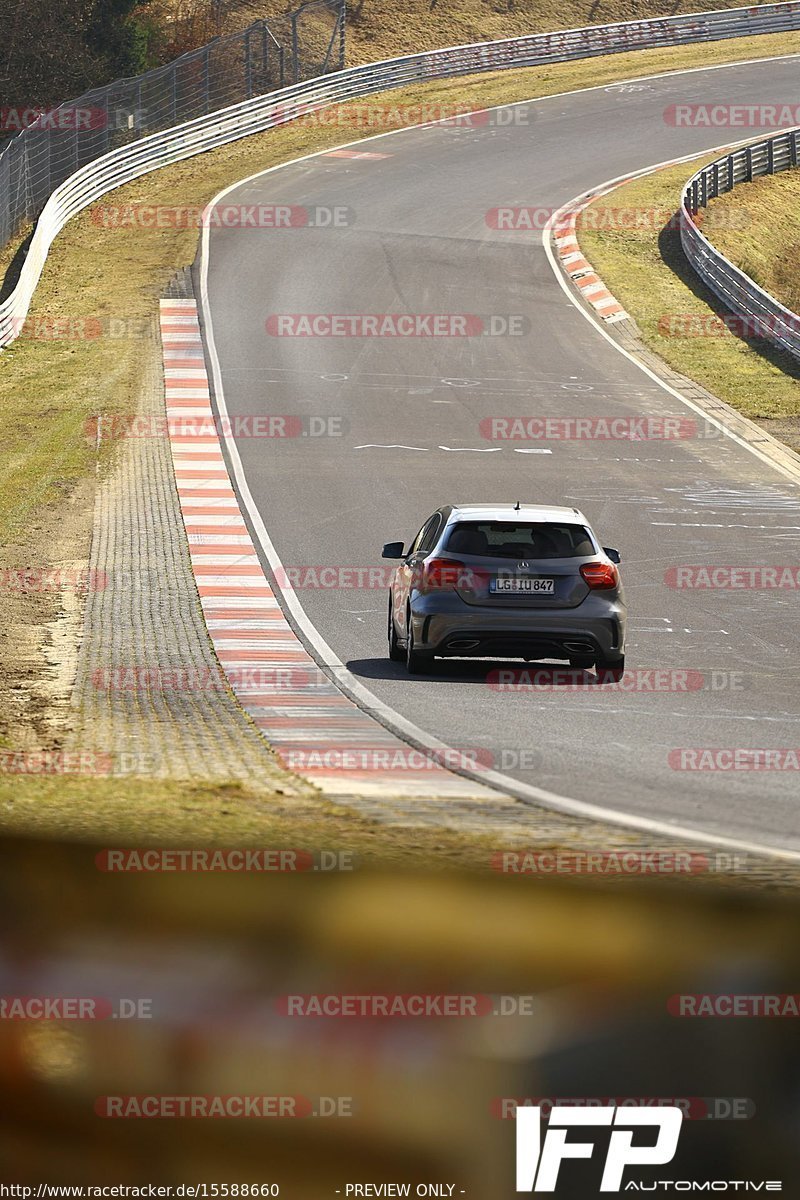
(383, 503, 626, 676)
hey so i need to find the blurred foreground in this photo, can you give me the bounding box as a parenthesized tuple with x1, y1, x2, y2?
(0, 836, 798, 1193)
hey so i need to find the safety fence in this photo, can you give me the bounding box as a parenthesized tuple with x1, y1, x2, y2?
(3, 0, 800, 347)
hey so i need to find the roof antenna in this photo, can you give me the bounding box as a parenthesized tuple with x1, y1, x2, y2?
(513, 500, 521, 511)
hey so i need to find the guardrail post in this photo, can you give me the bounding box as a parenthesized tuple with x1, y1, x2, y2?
(339, 0, 347, 69)
(102, 96, 111, 156)
(792, 131, 800, 168)
(45, 123, 53, 203)
(746, 145, 753, 182)
(767, 138, 775, 174)
(726, 154, 734, 192)
(711, 161, 720, 199)
(292, 12, 300, 83)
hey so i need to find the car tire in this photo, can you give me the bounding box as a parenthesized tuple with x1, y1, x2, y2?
(406, 610, 434, 675)
(596, 654, 625, 683)
(388, 598, 404, 662)
(569, 655, 594, 670)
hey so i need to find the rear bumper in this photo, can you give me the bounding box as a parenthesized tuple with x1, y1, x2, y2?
(409, 593, 626, 661)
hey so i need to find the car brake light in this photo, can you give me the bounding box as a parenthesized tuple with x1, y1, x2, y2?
(416, 558, 471, 593)
(580, 562, 619, 590)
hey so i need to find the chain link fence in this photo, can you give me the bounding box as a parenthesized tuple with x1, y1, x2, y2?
(289, 0, 348, 82)
(0, 0, 346, 252)
(4, 1, 800, 349)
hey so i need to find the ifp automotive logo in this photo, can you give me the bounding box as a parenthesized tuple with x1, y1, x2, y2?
(515, 1105, 682, 1192)
(514, 1105, 782, 1192)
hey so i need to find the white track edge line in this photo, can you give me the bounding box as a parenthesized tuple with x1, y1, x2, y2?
(543, 156, 800, 485)
(197, 60, 800, 863)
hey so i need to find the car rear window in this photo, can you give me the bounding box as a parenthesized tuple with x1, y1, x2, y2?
(443, 522, 595, 559)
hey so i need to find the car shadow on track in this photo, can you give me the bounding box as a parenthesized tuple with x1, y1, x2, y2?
(346, 658, 618, 686)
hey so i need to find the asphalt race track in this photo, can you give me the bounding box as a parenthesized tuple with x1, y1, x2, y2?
(202, 55, 800, 853)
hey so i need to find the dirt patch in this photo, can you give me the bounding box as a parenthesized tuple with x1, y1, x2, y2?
(0, 476, 95, 750)
(755, 416, 800, 455)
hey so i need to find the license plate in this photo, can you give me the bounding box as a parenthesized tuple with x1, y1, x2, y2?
(490, 576, 555, 594)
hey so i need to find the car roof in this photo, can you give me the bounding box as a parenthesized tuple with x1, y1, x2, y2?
(446, 503, 590, 525)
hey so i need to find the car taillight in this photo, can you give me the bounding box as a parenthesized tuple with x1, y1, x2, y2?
(416, 558, 470, 593)
(580, 562, 619, 590)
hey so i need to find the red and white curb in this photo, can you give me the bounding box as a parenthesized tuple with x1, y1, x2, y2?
(553, 196, 629, 324)
(160, 299, 499, 800)
(323, 149, 391, 160)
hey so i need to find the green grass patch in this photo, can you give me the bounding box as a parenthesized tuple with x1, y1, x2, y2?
(0, 773, 512, 869)
(224, 0, 800, 64)
(579, 159, 800, 431)
(706, 167, 800, 317)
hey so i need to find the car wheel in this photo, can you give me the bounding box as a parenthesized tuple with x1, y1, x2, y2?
(388, 598, 404, 662)
(569, 655, 594, 670)
(406, 609, 434, 675)
(596, 654, 625, 683)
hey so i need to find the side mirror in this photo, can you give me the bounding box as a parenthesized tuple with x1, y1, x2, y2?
(382, 541, 405, 559)
(603, 547, 621, 564)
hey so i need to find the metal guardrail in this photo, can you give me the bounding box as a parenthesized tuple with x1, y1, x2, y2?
(0, 0, 346, 253)
(3, 1, 800, 348)
(680, 128, 800, 362)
